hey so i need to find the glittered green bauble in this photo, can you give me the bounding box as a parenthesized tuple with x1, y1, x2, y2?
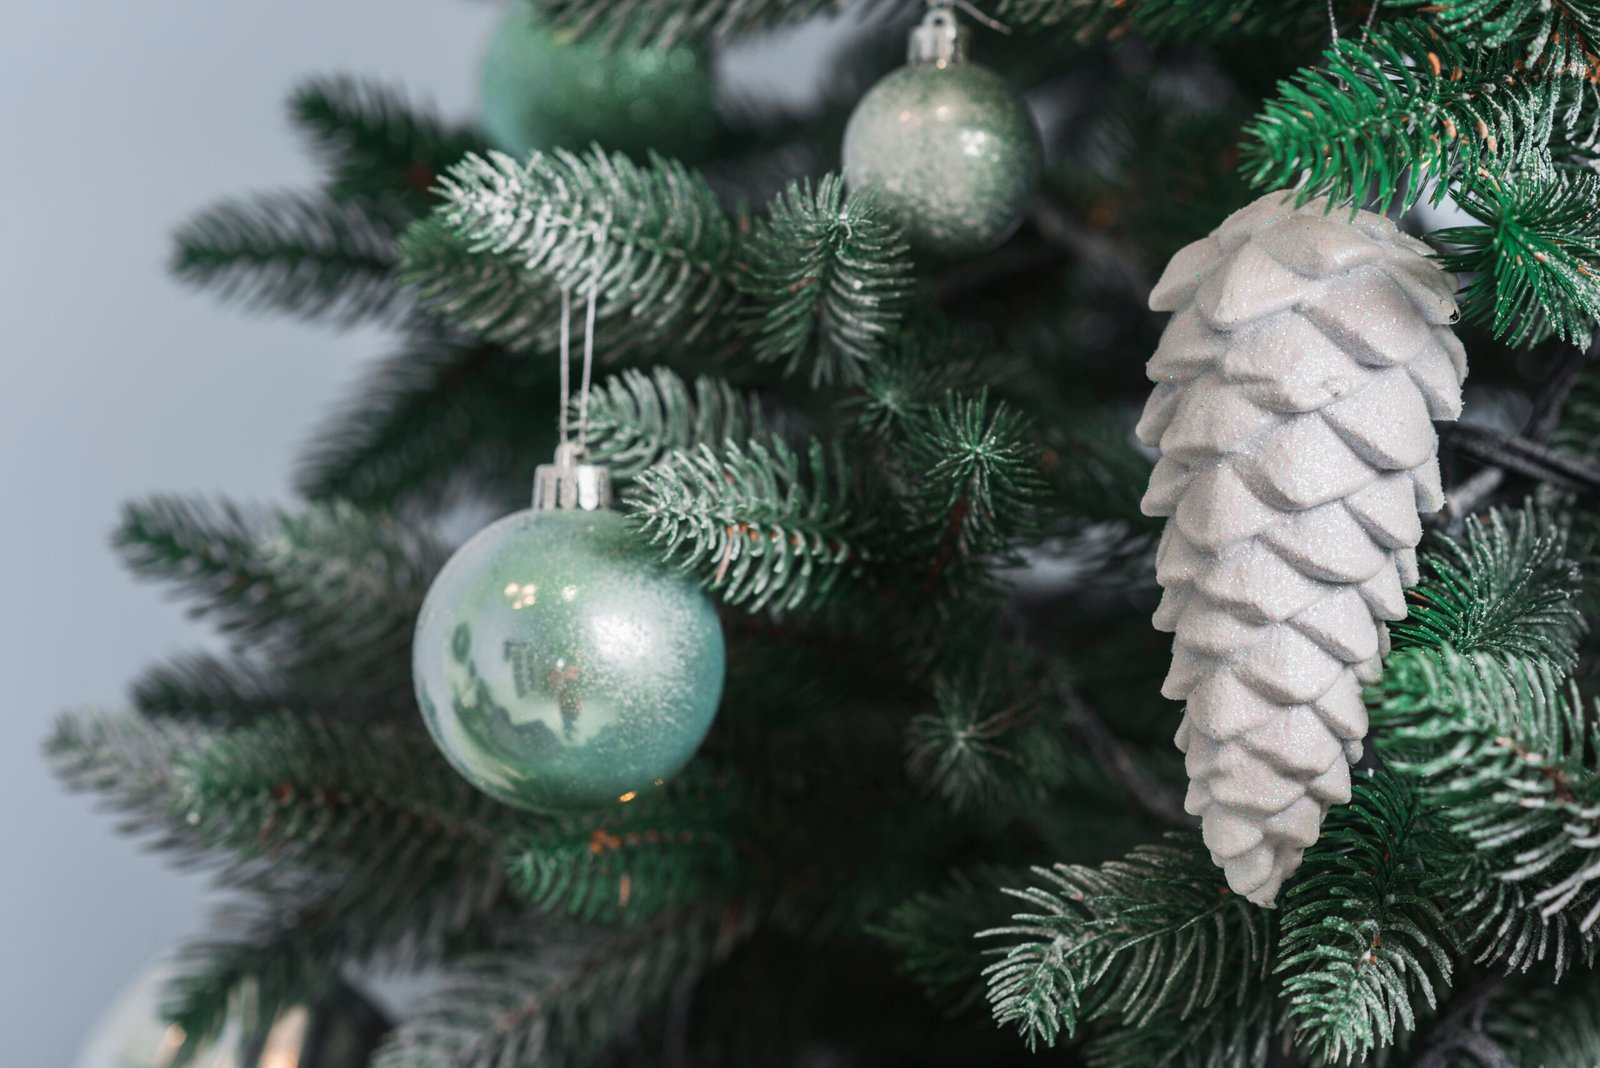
(841, 61, 1041, 259)
(479, 4, 718, 162)
(414, 506, 725, 809)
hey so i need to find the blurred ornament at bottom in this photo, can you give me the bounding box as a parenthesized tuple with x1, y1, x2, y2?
(74, 958, 387, 1068)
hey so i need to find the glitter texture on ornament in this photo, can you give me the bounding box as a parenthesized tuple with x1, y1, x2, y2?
(1140, 191, 1467, 905)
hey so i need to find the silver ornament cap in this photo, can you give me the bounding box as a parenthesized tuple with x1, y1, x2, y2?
(909, 6, 970, 65)
(533, 442, 613, 511)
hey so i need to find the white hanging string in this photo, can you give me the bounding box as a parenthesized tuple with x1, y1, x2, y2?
(577, 285, 597, 453)
(930, 0, 1011, 34)
(558, 287, 573, 446)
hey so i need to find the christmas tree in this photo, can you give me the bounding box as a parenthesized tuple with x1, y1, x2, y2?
(50, 0, 1600, 1064)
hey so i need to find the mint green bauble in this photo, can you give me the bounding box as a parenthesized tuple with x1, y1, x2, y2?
(842, 62, 1042, 259)
(479, 5, 718, 161)
(413, 508, 725, 809)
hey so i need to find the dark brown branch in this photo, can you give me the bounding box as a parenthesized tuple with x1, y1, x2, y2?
(1438, 424, 1600, 494)
(1442, 341, 1597, 518)
(1411, 972, 1510, 1068)
(1048, 662, 1195, 830)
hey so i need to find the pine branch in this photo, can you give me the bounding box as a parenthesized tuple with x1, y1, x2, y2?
(372, 905, 754, 1068)
(901, 390, 1050, 568)
(1276, 772, 1454, 1065)
(1443, 845, 1596, 977)
(1409, 971, 1511, 1068)
(161, 866, 509, 1053)
(171, 715, 519, 881)
(295, 332, 550, 509)
(115, 495, 276, 627)
(500, 767, 746, 923)
(1083, 995, 1277, 1068)
(876, 865, 1034, 1014)
(290, 74, 486, 210)
(848, 325, 978, 441)
(1471, 967, 1600, 1066)
(1044, 407, 1160, 531)
(1390, 504, 1588, 671)
(1436, 161, 1600, 349)
(131, 650, 301, 726)
(532, 0, 847, 48)
(583, 367, 771, 479)
(45, 713, 197, 853)
(115, 497, 445, 695)
(989, 0, 1329, 41)
(406, 149, 740, 356)
(738, 175, 914, 387)
(1241, 20, 1568, 212)
(628, 437, 870, 613)
(981, 838, 1272, 1049)
(1370, 648, 1600, 936)
(171, 191, 405, 324)
(1410, 0, 1600, 77)
(905, 653, 1067, 815)
(397, 218, 561, 352)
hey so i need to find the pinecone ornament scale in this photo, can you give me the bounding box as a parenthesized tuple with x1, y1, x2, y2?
(1140, 192, 1466, 906)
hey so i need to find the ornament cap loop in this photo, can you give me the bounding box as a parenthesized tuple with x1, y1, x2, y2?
(909, 7, 969, 65)
(533, 442, 613, 511)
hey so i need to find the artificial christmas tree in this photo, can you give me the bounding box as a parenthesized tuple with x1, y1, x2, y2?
(49, 1, 1600, 1066)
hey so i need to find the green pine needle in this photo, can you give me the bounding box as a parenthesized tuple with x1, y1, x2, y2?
(398, 217, 561, 352)
(1241, 20, 1565, 212)
(500, 766, 745, 924)
(990, 0, 1328, 41)
(1390, 504, 1587, 670)
(628, 437, 869, 613)
(583, 367, 772, 479)
(532, 0, 839, 48)
(875, 866, 1034, 1015)
(1276, 772, 1454, 1065)
(905, 654, 1067, 814)
(372, 906, 754, 1068)
(131, 650, 301, 726)
(982, 838, 1271, 1049)
(170, 714, 517, 881)
(294, 332, 551, 510)
(290, 74, 485, 209)
(1476, 967, 1600, 1066)
(45, 712, 195, 845)
(1408, 0, 1600, 74)
(1436, 160, 1600, 348)
(115, 496, 445, 693)
(171, 191, 406, 324)
(406, 148, 740, 355)
(738, 174, 914, 387)
(1371, 647, 1600, 938)
(902, 390, 1050, 564)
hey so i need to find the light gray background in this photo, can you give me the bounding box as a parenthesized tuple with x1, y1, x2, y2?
(0, 4, 839, 1063)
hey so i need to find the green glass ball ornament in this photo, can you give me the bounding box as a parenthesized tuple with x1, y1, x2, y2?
(479, 3, 719, 162)
(413, 447, 725, 809)
(841, 7, 1042, 260)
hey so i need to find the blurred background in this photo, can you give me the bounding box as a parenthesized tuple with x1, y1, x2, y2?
(0, 4, 841, 1062)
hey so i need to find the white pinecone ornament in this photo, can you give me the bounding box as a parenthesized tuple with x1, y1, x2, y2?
(1140, 191, 1466, 906)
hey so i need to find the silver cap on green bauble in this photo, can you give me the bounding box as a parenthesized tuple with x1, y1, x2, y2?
(909, 7, 970, 66)
(533, 442, 613, 511)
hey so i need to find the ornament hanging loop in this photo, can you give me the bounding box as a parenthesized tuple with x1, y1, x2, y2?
(537, 284, 611, 511)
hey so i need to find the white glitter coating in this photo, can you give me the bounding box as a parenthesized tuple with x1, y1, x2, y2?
(1141, 191, 1468, 906)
